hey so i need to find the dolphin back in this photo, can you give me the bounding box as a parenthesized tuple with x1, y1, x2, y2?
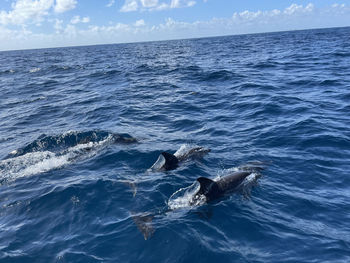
(161, 152, 179, 170)
(197, 177, 220, 201)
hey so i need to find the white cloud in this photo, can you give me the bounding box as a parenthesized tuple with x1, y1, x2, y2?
(54, 18, 63, 33)
(187, 1, 195, 7)
(81, 16, 90, 23)
(0, 0, 54, 25)
(332, 3, 346, 9)
(54, 0, 77, 13)
(232, 4, 315, 21)
(141, 0, 158, 8)
(0, 0, 78, 26)
(70, 15, 90, 24)
(106, 0, 115, 7)
(284, 3, 314, 15)
(134, 19, 145, 26)
(170, 0, 180, 8)
(70, 15, 79, 24)
(64, 24, 77, 37)
(120, 0, 196, 12)
(1, 3, 350, 51)
(120, 0, 138, 12)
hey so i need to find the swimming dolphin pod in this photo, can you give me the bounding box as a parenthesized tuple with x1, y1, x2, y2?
(3, 131, 266, 241)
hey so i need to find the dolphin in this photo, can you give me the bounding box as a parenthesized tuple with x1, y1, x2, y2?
(5, 131, 137, 159)
(132, 213, 155, 240)
(134, 164, 265, 240)
(150, 145, 210, 171)
(185, 163, 267, 206)
(192, 171, 255, 204)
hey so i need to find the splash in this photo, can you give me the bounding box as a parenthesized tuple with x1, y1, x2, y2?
(0, 130, 136, 184)
(167, 182, 206, 210)
(173, 144, 194, 157)
(5, 130, 136, 158)
(1, 139, 104, 184)
(29, 67, 41, 73)
(174, 144, 210, 161)
(149, 154, 166, 171)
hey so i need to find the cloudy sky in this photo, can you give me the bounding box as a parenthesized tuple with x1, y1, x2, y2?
(0, 0, 350, 51)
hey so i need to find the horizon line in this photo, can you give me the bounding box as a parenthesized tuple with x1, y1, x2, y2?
(1, 25, 349, 53)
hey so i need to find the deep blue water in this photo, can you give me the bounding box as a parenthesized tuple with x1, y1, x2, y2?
(1, 27, 350, 262)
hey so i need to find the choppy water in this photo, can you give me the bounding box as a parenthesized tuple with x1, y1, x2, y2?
(1, 27, 350, 262)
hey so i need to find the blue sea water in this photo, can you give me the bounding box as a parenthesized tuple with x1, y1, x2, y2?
(1, 27, 350, 262)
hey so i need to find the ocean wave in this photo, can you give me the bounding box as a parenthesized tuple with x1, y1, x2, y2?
(201, 70, 244, 82)
(3, 96, 47, 107)
(88, 69, 123, 79)
(0, 151, 73, 184)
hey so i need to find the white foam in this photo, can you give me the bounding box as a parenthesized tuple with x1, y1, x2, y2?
(173, 143, 210, 160)
(29, 96, 46, 103)
(0, 136, 113, 184)
(149, 154, 165, 171)
(29, 67, 41, 73)
(174, 144, 192, 157)
(168, 182, 206, 210)
(0, 151, 67, 183)
(243, 172, 260, 184)
(9, 150, 18, 156)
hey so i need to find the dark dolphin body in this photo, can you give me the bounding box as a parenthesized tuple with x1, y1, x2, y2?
(150, 146, 210, 171)
(158, 152, 179, 171)
(193, 171, 253, 203)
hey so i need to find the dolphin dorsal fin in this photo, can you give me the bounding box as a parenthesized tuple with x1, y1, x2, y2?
(197, 177, 220, 200)
(197, 177, 216, 195)
(161, 152, 179, 170)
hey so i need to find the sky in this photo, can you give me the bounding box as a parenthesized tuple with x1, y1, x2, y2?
(0, 0, 350, 51)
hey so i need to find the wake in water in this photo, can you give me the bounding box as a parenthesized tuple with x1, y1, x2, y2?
(5, 130, 136, 158)
(0, 130, 136, 184)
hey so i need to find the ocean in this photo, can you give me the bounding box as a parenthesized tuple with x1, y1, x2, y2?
(1, 27, 350, 262)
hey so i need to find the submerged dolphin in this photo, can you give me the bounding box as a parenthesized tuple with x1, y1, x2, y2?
(5, 131, 137, 159)
(150, 145, 210, 171)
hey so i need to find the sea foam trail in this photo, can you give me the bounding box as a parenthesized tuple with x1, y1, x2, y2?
(0, 130, 136, 184)
(5, 130, 136, 158)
